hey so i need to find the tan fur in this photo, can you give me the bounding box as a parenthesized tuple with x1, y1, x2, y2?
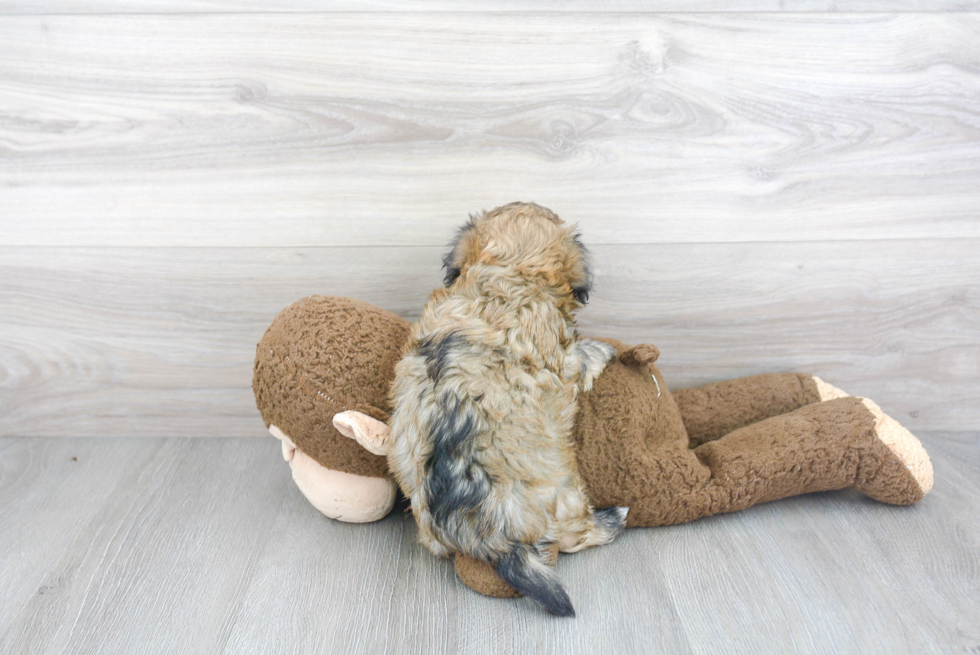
(387, 203, 625, 567)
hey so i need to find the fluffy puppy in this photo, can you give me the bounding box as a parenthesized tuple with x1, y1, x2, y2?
(388, 202, 627, 617)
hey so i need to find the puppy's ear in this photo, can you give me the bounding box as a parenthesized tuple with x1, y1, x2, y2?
(442, 215, 481, 286)
(568, 232, 593, 305)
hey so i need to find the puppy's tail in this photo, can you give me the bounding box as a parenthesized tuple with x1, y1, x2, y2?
(492, 543, 575, 617)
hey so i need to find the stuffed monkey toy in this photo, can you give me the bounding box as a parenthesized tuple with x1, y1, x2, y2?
(253, 295, 933, 598)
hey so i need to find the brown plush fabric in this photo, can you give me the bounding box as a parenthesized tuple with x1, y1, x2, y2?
(252, 296, 410, 477)
(618, 343, 660, 367)
(572, 339, 693, 527)
(684, 397, 879, 518)
(454, 554, 522, 598)
(252, 296, 933, 599)
(575, 359, 887, 526)
(673, 373, 822, 447)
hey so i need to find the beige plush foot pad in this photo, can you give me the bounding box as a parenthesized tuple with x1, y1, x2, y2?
(856, 399, 934, 504)
(812, 376, 850, 401)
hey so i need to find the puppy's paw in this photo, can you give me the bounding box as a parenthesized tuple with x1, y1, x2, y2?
(592, 506, 629, 542)
(584, 339, 617, 365)
(574, 339, 617, 391)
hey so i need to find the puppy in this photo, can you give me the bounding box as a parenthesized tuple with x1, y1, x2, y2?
(388, 202, 627, 617)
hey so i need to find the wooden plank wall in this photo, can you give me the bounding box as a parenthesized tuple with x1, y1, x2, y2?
(1, 4, 978, 438)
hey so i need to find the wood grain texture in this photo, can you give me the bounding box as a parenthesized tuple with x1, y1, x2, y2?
(1, 240, 976, 437)
(0, 246, 442, 439)
(0, 438, 290, 655)
(0, 435, 976, 654)
(1, 6, 975, 652)
(0, 438, 159, 635)
(1, 13, 979, 246)
(2, 1, 979, 13)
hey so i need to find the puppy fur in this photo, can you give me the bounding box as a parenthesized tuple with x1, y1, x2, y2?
(388, 202, 627, 617)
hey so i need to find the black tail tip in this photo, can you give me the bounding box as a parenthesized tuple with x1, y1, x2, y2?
(549, 601, 576, 618)
(541, 587, 576, 617)
(493, 542, 577, 617)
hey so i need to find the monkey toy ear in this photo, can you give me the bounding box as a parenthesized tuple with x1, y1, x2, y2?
(619, 343, 660, 367)
(333, 410, 392, 456)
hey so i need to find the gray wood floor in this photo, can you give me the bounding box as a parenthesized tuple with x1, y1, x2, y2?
(0, 434, 977, 654)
